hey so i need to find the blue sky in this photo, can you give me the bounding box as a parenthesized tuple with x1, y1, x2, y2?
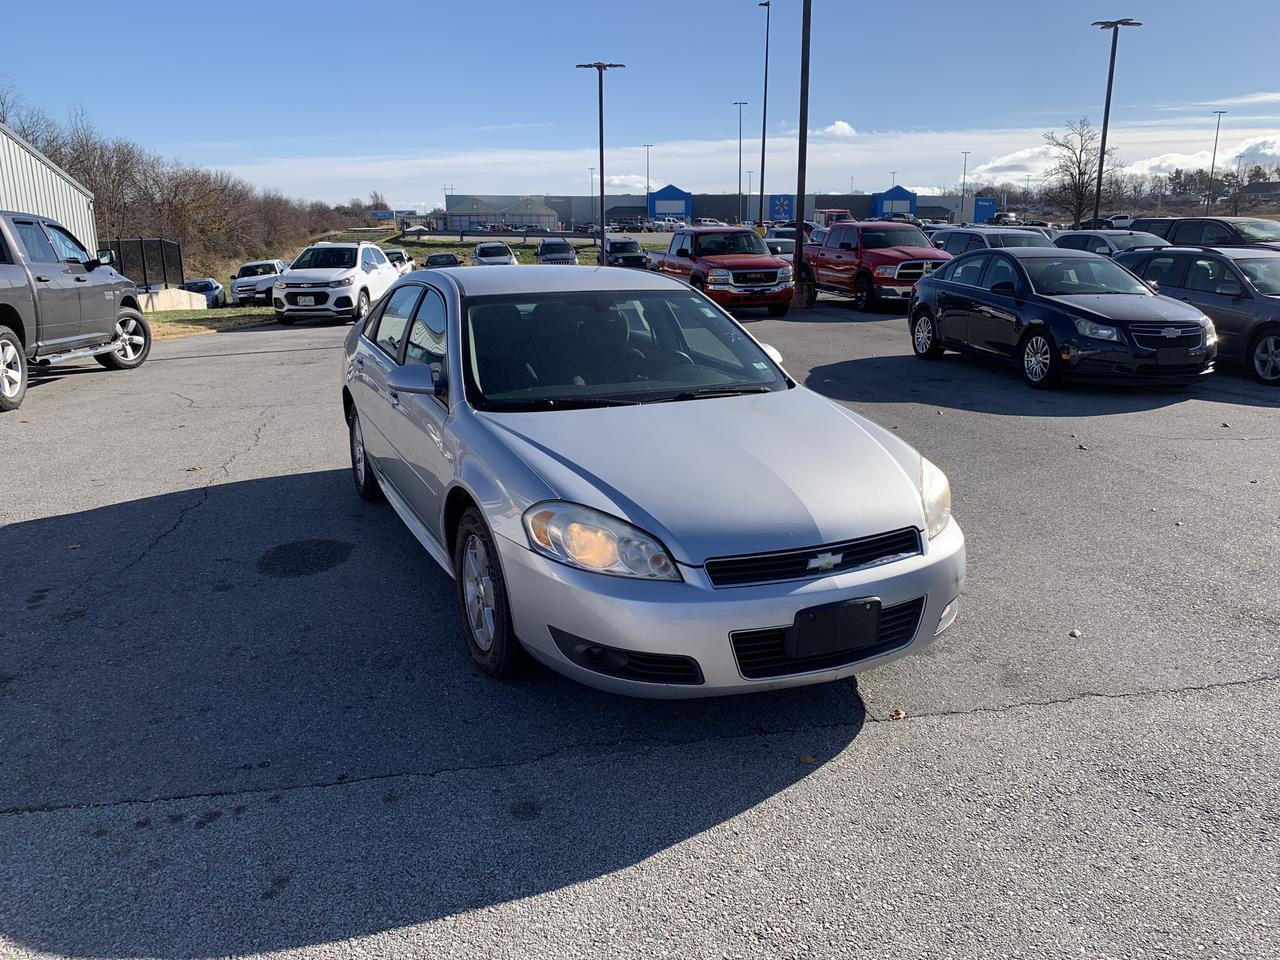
(4, 0, 1279, 207)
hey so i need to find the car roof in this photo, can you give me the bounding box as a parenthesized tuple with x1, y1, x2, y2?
(685, 226, 753, 233)
(307, 241, 363, 249)
(1148, 245, 1280, 260)
(997, 247, 1099, 259)
(414, 264, 686, 297)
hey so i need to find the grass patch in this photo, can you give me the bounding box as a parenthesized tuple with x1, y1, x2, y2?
(147, 306, 276, 340)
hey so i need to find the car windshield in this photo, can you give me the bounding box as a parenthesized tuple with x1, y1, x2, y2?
(427, 254, 457, 265)
(292, 247, 356, 269)
(477, 244, 510, 258)
(769, 228, 796, 239)
(1236, 257, 1280, 295)
(768, 239, 795, 254)
(1112, 232, 1169, 250)
(542, 241, 571, 253)
(237, 263, 277, 278)
(1235, 219, 1280, 242)
(609, 240, 641, 254)
(1022, 256, 1151, 296)
(186, 280, 215, 292)
(464, 290, 787, 409)
(994, 231, 1055, 248)
(860, 226, 931, 249)
(386, 251, 405, 263)
(695, 231, 769, 255)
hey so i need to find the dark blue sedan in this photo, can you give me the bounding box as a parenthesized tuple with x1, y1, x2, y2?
(906, 247, 1217, 388)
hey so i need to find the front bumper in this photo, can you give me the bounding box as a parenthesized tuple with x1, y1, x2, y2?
(1066, 338, 1218, 383)
(703, 281, 795, 309)
(273, 287, 357, 317)
(234, 286, 272, 304)
(871, 281, 918, 300)
(495, 518, 965, 698)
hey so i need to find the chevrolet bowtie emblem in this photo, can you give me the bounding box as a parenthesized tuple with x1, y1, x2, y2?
(807, 551, 843, 572)
(1162, 327, 1181, 338)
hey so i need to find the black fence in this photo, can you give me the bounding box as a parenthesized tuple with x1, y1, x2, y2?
(101, 237, 185, 290)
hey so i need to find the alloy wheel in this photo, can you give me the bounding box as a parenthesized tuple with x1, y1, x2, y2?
(1253, 334, 1280, 382)
(114, 317, 146, 361)
(462, 535, 496, 652)
(351, 415, 366, 486)
(0, 340, 21, 399)
(1024, 335, 1052, 383)
(913, 316, 933, 353)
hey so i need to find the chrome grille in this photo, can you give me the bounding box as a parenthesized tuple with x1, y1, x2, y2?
(704, 528, 921, 588)
(732, 269, 779, 286)
(1128, 322, 1204, 351)
(894, 261, 940, 282)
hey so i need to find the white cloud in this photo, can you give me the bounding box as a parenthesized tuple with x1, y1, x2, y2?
(904, 185, 943, 196)
(970, 145, 1058, 180)
(604, 174, 648, 191)
(816, 120, 858, 138)
(1193, 91, 1280, 107)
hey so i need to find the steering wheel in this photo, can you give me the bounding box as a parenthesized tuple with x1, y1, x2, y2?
(669, 351, 695, 366)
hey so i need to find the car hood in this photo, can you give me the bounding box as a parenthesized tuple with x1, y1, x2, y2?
(477, 387, 925, 564)
(697, 254, 790, 270)
(475, 256, 516, 264)
(234, 275, 276, 288)
(1050, 294, 1207, 324)
(280, 267, 354, 284)
(540, 253, 577, 262)
(864, 246, 948, 263)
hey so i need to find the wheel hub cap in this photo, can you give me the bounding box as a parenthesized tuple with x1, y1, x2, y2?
(914, 318, 932, 352)
(1255, 335, 1280, 381)
(462, 535, 496, 652)
(0, 341, 20, 398)
(115, 318, 145, 361)
(1025, 336, 1051, 381)
(351, 417, 366, 484)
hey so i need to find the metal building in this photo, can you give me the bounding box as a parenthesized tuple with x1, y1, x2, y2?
(0, 120, 97, 251)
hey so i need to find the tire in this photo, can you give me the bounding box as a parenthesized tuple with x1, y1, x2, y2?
(348, 409, 382, 502)
(1248, 329, 1280, 385)
(1020, 328, 1061, 389)
(852, 274, 877, 312)
(95, 308, 151, 370)
(910, 310, 944, 360)
(453, 507, 525, 678)
(353, 289, 371, 323)
(768, 302, 790, 318)
(0, 325, 28, 412)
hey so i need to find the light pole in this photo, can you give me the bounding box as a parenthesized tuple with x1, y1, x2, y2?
(1206, 109, 1227, 213)
(1234, 154, 1243, 215)
(1091, 18, 1141, 226)
(891, 171, 897, 187)
(577, 61, 625, 263)
(734, 101, 748, 223)
(849, 175, 854, 195)
(588, 166, 594, 228)
(757, 0, 772, 225)
(747, 170, 753, 204)
(794, 0, 812, 297)
(960, 151, 970, 222)
(643, 143, 652, 222)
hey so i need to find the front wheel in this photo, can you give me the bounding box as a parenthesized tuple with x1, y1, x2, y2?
(911, 311, 944, 360)
(348, 410, 382, 502)
(852, 274, 877, 312)
(453, 508, 525, 678)
(1249, 330, 1280, 385)
(95, 308, 151, 370)
(353, 290, 371, 323)
(1020, 329, 1061, 389)
(0, 325, 28, 412)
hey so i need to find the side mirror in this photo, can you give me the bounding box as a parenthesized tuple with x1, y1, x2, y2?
(934, 239, 946, 249)
(1215, 280, 1244, 298)
(95, 249, 115, 266)
(676, 248, 691, 258)
(760, 343, 783, 365)
(1146, 280, 1161, 294)
(990, 280, 1019, 297)
(386, 363, 442, 397)
(838, 241, 854, 251)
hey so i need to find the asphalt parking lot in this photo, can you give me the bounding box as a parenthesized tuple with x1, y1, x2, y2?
(2, 300, 1278, 959)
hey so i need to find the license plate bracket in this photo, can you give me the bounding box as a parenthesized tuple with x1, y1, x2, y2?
(785, 597, 882, 660)
(297, 296, 315, 307)
(1156, 346, 1191, 364)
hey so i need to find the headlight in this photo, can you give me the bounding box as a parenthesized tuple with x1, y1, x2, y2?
(1073, 317, 1124, 343)
(873, 264, 898, 278)
(1202, 317, 1217, 344)
(777, 264, 793, 280)
(273, 280, 285, 289)
(707, 268, 733, 284)
(523, 501, 681, 581)
(329, 276, 355, 288)
(920, 457, 952, 540)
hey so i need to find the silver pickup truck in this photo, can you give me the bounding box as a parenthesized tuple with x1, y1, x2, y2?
(0, 210, 149, 412)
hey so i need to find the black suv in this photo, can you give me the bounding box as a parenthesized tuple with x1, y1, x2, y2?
(1129, 217, 1280, 249)
(1115, 245, 1280, 384)
(602, 236, 648, 269)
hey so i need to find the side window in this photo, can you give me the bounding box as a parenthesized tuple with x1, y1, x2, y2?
(1184, 257, 1228, 293)
(1088, 237, 1112, 254)
(371, 248, 389, 265)
(950, 253, 988, 286)
(12, 221, 59, 262)
(1056, 235, 1084, 250)
(671, 233, 686, 254)
(46, 225, 91, 263)
(405, 288, 448, 383)
(942, 233, 969, 256)
(1169, 221, 1205, 245)
(980, 256, 1020, 292)
(0, 234, 10, 264)
(1201, 221, 1233, 245)
(965, 233, 987, 252)
(370, 285, 422, 359)
(1143, 255, 1186, 287)
(824, 227, 842, 248)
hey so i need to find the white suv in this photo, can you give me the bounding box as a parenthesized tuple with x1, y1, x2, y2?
(273, 242, 398, 325)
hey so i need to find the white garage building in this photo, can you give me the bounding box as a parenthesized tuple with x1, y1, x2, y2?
(0, 119, 97, 250)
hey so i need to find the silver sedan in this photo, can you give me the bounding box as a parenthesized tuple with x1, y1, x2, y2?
(341, 266, 964, 697)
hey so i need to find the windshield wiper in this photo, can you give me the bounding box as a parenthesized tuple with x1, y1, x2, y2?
(486, 396, 642, 410)
(651, 385, 774, 403)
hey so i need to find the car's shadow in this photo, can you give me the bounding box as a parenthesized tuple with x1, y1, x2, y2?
(807, 351, 1280, 416)
(0, 469, 865, 958)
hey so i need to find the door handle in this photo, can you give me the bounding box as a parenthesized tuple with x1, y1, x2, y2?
(74, 276, 87, 282)
(1181, 297, 1192, 303)
(354, 356, 364, 367)
(388, 389, 400, 407)
(35, 275, 50, 282)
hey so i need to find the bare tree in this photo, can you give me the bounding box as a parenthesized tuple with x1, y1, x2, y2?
(1041, 117, 1120, 226)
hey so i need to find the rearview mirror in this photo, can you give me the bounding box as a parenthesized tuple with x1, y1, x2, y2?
(1215, 280, 1244, 298)
(760, 343, 783, 365)
(386, 363, 443, 397)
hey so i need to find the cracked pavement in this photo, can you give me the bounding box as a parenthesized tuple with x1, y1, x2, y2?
(1, 306, 1278, 959)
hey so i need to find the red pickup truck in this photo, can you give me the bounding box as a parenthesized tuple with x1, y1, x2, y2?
(801, 221, 950, 311)
(652, 226, 794, 316)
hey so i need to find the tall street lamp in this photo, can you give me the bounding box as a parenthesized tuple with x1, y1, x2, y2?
(734, 101, 748, 223)
(577, 61, 625, 263)
(793, 0, 812, 297)
(891, 171, 897, 187)
(588, 166, 595, 228)
(1090, 18, 1141, 225)
(960, 151, 970, 222)
(757, 0, 772, 225)
(747, 170, 753, 202)
(1206, 109, 1227, 213)
(1233, 154, 1244, 215)
(643, 143, 653, 222)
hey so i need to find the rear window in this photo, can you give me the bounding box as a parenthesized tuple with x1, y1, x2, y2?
(993, 231, 1054, 248)
(1112, 232, 1169, 251)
